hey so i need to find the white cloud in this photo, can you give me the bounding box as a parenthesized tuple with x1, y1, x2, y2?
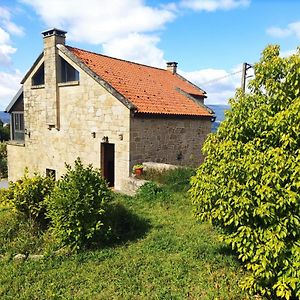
(21, 0, 175, 44)
(0, 6, 23, 66)
(20, 0, 251, 68)
(0, 7, 24, 36)
(19, 0, 252, 104)
(267, 21, 300, 39)
(103, 33, 165, 67)
(0, 70, 22, 110)
(20, 0, 175, 66)
(0, 27, 17, 66)
(180, 0, 250, 11)
(280, 49, 296, 57)
(180, 66, 243, 105)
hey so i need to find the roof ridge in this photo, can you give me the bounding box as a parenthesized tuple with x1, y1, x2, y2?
(66, 45, 168, 72)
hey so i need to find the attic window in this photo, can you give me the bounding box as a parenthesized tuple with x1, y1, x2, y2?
(60, 58, 79, 83)
(32, 63, 45, 86)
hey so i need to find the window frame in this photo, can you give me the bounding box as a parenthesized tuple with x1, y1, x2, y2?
(32, 63, 45, 86)
(60, 58, 79, 83)
(11, 111, 25, 142)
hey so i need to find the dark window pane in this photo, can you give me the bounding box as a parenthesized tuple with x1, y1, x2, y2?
(32, 63, 45, 85)
(60, 58, 79, 83)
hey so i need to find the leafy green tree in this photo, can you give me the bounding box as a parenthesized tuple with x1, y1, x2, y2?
(0, 124, 10, 141)
(190, 45, 300, 299)
(0, 142, 7, 178)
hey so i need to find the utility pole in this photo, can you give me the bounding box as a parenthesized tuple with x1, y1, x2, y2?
(241, 62, 252, 94)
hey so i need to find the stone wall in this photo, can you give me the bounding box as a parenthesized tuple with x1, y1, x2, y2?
(7, 47, 131, 191)
(130, 115, 211, 169)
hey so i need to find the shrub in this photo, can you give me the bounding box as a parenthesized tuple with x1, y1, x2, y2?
(0, 208, 46, 255)
(137, 181, 170, 202)
(140, 167, 195, 192)
(163, 167, 195, 192)
(4, 171, 54, 228)
(190, 45, 300, 299)
(0, 142, 7, 178)
(46, 158, 112, 251)
(0, 124, 10, 141)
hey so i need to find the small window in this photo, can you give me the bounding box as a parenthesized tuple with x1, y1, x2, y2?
(60, 58, 79, 83)
(46, 168, 56, 179)
(11, 112, 24, 142)
(32, 63, 45, 86)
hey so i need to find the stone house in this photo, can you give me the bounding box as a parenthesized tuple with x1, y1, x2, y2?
(6, 28, 214, 191)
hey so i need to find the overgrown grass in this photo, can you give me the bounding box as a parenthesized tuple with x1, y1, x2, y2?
(140, 167, 196, 192)
(0, 171, 252, 299)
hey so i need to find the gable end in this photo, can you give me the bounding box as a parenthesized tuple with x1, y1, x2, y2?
(57, 44, 137, 111)
(21, 53, 44, 84)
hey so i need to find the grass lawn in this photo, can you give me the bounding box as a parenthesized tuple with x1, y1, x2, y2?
(0, 185, 251, 299)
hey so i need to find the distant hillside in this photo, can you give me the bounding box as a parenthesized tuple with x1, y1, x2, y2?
(0, 111, 9, 123)
(207, 105, 230, 132)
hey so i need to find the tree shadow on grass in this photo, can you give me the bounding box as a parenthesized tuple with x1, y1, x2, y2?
(88, 202, 151, 250)
(194, 242, 242, 267)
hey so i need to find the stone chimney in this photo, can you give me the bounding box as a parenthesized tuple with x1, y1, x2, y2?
(166, 62, 178, 74)
(41, 28, 67, 129)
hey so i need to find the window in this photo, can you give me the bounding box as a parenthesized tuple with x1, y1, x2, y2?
(32, 63, 45, 86)
(60, 58, 79, 83)
(11, 112, 24, 142)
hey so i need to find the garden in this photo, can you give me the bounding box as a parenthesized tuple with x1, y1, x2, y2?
(0, 159, 249, 299)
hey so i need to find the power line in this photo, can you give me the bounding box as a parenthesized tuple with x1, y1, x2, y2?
(241, 62, 253, 94)
(199, 69, 243, 86)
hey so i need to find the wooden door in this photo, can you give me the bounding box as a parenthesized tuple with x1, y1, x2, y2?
(101, 143, 115, 187)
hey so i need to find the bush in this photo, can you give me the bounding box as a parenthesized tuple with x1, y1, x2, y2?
(137, 181, 170, 202)
(0, 124, 10, 142)
(0, 208, 47, 255)
(0, 142, 7, 178)
(4, 171, 54, 228)
(190, 45, 300, 299)
(140, 167, 195, 192)
(163, 167, 195, 192)
(46, 158, 112, 251)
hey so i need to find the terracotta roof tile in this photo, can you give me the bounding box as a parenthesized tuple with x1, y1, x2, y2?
(67, 46, 212, 117)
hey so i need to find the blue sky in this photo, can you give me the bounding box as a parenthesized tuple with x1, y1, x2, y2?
(0, 0, 300, 110)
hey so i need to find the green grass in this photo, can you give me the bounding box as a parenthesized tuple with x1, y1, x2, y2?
(0, 189, 251, 299)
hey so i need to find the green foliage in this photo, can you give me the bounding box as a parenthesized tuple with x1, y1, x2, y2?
(0, 142, 7, 178)
(163, 167, 196, 192)
(0, 189, 247, 299)
(4, 171, 54, 227)
(137, 181, 170, 202)
(0, 124, 10, 142)
(46, 158, 113, 251)
(0, 207, 47, 255)
(132, 164, 144, 171)
(190, 45, 300, 299)
(140, 167, 195, 192)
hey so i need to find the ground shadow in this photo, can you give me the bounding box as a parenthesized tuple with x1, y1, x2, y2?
(89, 202, 151, 250)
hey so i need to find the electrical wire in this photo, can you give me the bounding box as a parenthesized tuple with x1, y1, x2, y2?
(199, 69, 243, 86)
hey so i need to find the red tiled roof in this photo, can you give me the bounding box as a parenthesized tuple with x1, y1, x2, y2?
(67, 46, 212, 117)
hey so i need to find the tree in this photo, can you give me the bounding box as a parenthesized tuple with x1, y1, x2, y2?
(0, 123, 10, 141)
(190, 45, 300, 299)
